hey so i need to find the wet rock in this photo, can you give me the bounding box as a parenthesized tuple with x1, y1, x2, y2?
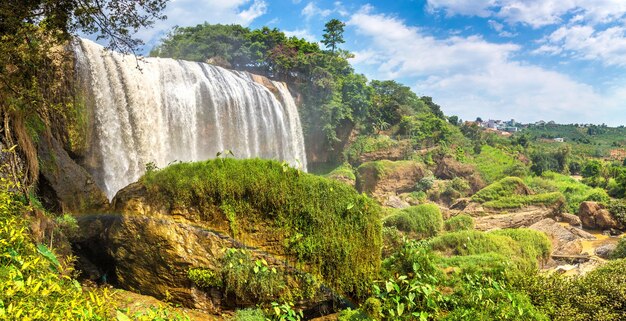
(529, 218, 596, 256)
(37, 135, 109, 213)
(595, 243, 617, 259)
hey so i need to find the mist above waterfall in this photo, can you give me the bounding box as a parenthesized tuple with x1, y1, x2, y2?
(75, 39, 307, 199)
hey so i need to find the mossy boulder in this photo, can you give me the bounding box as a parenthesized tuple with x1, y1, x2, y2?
(356, 160, 425, 202)
(383, 204, 443, 239)
(108, 159, 382, 303)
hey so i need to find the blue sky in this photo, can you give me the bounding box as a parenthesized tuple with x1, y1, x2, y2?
(115, 0, 626, 125)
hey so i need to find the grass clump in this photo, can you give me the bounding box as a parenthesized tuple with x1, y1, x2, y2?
(525, 171, 609, 213)
(142, 158, 382, 299)
(471, 177, 530, 203)
(383, 204, 443, 239)
(444, 214, 474, 232)
(469, 145, 525, 184)
(472, 177, 565, 210)
(232, 308, 266, 321)
(325, 162, 356, 183)
(429, 229, 549, 270)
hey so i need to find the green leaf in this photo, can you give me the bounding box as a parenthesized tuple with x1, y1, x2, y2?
(116, 310, 132, 321)
(36, 244, 60, 272)
(397, 303, 405, 316)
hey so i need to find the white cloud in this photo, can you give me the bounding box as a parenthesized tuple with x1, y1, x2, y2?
(542, 25, 626, 66)
(427, 0, 626, 28)
(302, 2, 332, 20)
(347, 7, 622, 124)
(284, 29, 317, 42)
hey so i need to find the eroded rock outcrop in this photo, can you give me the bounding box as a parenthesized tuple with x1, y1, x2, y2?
(472, 205, 560, 231)
(37, 135, 108, 213)
(356, 160, 425, 202)
(578, 201, 620, 230)
(529, 218, 595, 256)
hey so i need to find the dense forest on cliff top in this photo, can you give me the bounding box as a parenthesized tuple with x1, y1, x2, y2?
(2, 2, 626, 320)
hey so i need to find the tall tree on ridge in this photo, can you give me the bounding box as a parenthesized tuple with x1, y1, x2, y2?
(322, 19, 345, 54)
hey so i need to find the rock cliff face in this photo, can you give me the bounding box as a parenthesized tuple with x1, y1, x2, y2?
(37, 135, 108, 213)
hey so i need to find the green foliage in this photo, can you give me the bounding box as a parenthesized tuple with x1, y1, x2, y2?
(233, 308, 266, 321)
(142, 159, 382, 299)
(609, 238, 626, 259)
(345, 135, 399, 164)
(430, 229, 548, 270)
(221, 249, 286, 303)
(322, 19, 346, 53)
(608, 199, 626, 226)
(444, 215, 474, 232)
(325, 162, 357, 183)
(337, 308, 374, 321)
(513, 260, 626, 320)
(188, 268, 222, 289)
(383, 204, 443, 239)
(525, 171, 609, 213)
(471, 177, 530, 203)
(489, 229, 551, 264)
(266, 302, 303, 321)
(482, 192, 564, 210)
(416, 175, 436, 192)
(442, 275, 548, 321)
(469, 146, 524, 183)
(373, 274, 445, 320)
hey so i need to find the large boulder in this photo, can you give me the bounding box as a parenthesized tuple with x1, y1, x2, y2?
(529, 218, 596, 256)
(578, 201, 619, 230)
(37, 135, 108, 213)
(73, 213, 320, 312)
(80, 159, 382, 312)
(356, 160, 425, 202)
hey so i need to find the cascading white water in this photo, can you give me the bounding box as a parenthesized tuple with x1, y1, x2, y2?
(75, 39, 307, 199)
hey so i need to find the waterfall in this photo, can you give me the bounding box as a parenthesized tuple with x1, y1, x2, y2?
(75, 39, 307, 199)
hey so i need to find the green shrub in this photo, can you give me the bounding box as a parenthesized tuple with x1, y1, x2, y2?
(607, 199, 626, 227)
(429, 230, 546, 270)
(609, 238, 626, 260)
(325, 162, 356, 183)
(444, 214, 474, 232)
(514, 260, 626, 320)
(142, 158, 382, 299)
(489, 229, 552, 265)
(383, 204, 443, 239)
(233, 308, 266, 321)
(188, 268, 221, 289)
(415, 175, 435, 192)
(469, 145, 524, 183)
(221, 249, 286, 303)
(525, 172, 609, 213)
(338, 308, 374, 321)
(438, 253, 510, 278)
(471, 177, 529, 203)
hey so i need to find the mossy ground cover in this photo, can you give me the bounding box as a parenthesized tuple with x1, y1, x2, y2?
(142, 158, 382, 299)
(524, 171, 609, 213)
(325, 162, 356, 182)
(383, 204, 443, 239)
(471, 176, 565, 210)
(468, 145, 524, 184)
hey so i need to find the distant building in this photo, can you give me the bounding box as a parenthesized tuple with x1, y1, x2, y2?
(487, 119, 497, 129)
(553, 137, 564, 143)
(504, 127, 518, 133)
